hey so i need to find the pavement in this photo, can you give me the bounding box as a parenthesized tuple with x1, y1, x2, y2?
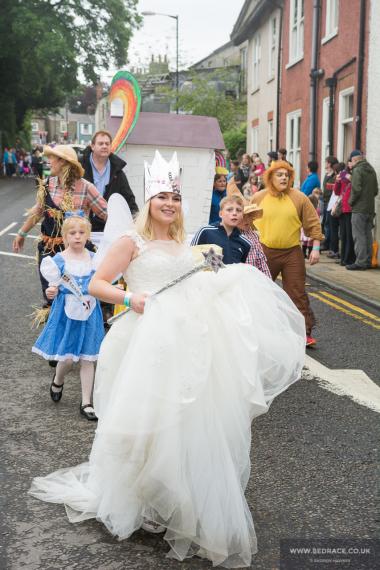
(306, 254, 380, 309)
(1, 178, 379, 570)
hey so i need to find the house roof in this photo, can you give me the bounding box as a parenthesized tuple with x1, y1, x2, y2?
(230, 0, 270, 45)
(107, 112, 225, 149)
(190, 41, 234, 69)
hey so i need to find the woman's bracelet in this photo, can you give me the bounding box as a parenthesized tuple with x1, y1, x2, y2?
(312, 245, 320, 251)
(123, 292, 133, 307)
(17, 229, 28, 238)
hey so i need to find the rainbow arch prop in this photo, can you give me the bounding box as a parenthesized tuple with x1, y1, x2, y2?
(215, 150, 228, 175)
(109, 70, 141, 154)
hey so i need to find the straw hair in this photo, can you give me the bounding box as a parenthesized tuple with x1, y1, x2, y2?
(134, 201, 186, 243)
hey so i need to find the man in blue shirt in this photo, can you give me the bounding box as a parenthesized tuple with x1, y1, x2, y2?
(301, 160, 320, 196)
(192, 194, 251, 264)
(81, 130, 138, 231)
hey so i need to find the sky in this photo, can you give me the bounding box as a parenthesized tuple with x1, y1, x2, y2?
(102, 0, 244, 82)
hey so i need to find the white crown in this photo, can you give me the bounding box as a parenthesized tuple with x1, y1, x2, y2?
(144, 150, 181, 201)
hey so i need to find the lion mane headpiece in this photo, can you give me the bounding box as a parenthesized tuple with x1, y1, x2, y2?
(263, 160, 295, 195)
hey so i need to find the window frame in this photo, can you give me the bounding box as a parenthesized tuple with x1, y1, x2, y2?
(268, 16, 277, 80)
(268, 119, 274, 152)
(251, 33, 261, 92)
(251, 125, 259, 154)
(337, 87, 354, 162)
(287, 0, 304, 67)
(80, 123, 93, 136)
(286, 109, 302, 186)
(322, 0, 339, 44)
(320, 96, 330, 181)
(240, 46, 248, 92)
(60, 120, 67, 133)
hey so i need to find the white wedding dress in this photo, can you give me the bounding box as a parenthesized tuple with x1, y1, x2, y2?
(29, 235, 305, 568)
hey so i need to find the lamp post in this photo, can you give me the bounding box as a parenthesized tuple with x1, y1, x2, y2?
(141, 11, 179, 114)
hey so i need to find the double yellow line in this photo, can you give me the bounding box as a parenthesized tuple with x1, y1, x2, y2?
(310, 291, 380, 330)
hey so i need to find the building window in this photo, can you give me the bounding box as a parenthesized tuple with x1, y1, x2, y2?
(110, 99, 123, 117)
(80, 123, 93, 135)
(268, 120, 274, 151)
(240, 47, 247, 92)
(251, 126, 259, 153)
(252, 34, 261, 91)
(324, 0, 339, 40)
(320, 97, 330, 180)
(286, 110, 301, 185)
(268, 17, 277, 79)
(31, 122, 39, 132)
(338, 88, 354, 161)
(289, 0, 304, 63)
(60, 120, 67, 133)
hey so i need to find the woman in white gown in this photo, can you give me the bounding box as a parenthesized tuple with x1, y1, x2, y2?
(29, 151, 306, 568)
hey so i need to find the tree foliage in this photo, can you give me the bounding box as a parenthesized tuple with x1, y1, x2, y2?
(0, 0, 141, 145)
(223, 124, 247, 159)
(160, 71, 245, 134)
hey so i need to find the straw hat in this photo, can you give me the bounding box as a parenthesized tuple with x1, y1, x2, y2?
(43, 145, 83, 171)
(243, 202, 263, 220)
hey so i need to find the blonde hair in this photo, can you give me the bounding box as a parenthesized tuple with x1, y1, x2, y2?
(219, 194, 244, 210)
(61, 215, 91, 247)
(134, 200, 186, 243)
(60, 161, 84, 191)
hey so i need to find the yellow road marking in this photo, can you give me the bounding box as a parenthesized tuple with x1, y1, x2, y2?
(310, 293, 380, 330)
(318, 291, 380, 323)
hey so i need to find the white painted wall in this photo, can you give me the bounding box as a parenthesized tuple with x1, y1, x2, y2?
(366, 0, 380, 261)
(120, 145, 215, 233)
(246, 6, 281, 159)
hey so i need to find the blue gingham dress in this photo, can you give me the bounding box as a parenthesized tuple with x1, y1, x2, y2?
(32, 252, 104, 362)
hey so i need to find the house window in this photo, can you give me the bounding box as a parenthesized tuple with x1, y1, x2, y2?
(268, 17, 277, 79)
(251, 126, 259, 153)
(286, 110, 301, 185)
(289, 0, 304, 63)
(60, 120, 67, 133)
(110, 99, 123, 117)
(240, 47, 247, 92)
(80, 123, 93, 135)
(268, 120, 274, 151)
(320, 97, 330, 180)
(324, 0, 339, 40)
(31, 122, 39, 132)
(252, 34, 261, 91)
(338, 88, 354, 161)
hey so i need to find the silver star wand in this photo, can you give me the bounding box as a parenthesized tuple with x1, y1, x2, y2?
(107, 248, 225, 325)
(61, 271, 91, 311)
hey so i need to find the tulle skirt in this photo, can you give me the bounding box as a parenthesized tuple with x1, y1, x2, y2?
(29, 264, 305, 567)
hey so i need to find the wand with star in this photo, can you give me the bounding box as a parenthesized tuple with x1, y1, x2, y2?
(107, 248, 225, 325)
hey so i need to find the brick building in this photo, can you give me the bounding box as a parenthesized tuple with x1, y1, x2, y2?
(232, 0, 372, 181)
(279, 0, 369, 184)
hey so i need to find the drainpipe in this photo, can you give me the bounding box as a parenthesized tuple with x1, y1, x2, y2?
(325, 57, 357, 156)
(355, 0, 366, 150)
(309, 0, 322, 161)
(275, 4, 283, 150)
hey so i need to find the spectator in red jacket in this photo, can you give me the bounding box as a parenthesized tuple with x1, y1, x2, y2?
(333, 159, 356, 266)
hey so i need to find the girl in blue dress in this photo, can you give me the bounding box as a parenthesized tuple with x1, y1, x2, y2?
(32, 212, 104, 420)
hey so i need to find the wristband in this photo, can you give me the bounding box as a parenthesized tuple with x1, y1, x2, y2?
(312, 246, 320, 251)
(123, 292, 133, 307)
(18, 229, 28, 238)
